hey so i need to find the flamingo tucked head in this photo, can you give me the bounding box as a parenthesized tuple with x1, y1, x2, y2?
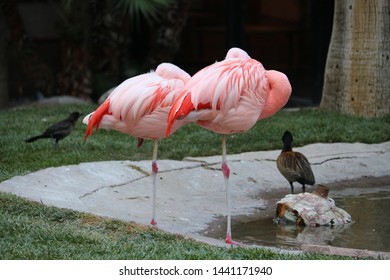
(259, 70, 292, 120)
(225, 49, 291, 120)
(225, 47, 251, 60)
(155, 63, 191, 83)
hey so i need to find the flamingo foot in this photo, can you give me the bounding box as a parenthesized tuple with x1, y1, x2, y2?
(150, 219, 157, 226)
(225, 234, 242, 246)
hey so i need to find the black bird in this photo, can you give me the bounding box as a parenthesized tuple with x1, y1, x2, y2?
(276, 130, 315, 194)
(25, 112, 82, 148)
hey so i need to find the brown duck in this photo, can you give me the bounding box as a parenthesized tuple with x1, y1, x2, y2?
(277, 130, 315, 194)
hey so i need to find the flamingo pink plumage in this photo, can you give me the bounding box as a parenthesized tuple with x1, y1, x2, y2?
(166, 47, 292, 244)
(83, 63, 191, 226)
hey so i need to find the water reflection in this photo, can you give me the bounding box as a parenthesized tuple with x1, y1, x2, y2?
(275, 223, 351, 248)
(205, 190, 390, 252)
(330, 191, 390, 252)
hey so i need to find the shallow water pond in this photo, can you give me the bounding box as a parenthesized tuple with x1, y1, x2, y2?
(204, 186, 390, 252)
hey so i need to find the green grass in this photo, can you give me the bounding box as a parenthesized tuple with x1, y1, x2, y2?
(0, 192, 349, 260)
(0, 104, 389, 259)
(1, 104, 389, 182)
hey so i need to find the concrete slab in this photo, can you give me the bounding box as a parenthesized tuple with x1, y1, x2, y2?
(1, 142, 389, 247)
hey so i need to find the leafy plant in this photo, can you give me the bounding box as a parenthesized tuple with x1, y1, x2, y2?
(115, 0, 175, 26)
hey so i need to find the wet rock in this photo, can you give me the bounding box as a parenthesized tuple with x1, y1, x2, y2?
(275, 185, 352, 226)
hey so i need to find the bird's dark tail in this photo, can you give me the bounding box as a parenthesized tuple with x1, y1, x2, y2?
(25, 134, 47, 143)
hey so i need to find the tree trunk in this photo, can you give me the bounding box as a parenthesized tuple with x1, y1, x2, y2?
(320, 0, 390, 117)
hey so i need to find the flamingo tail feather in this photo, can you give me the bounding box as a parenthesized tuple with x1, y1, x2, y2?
(84, 99, 111, 142)
(166, 93, 194, 137)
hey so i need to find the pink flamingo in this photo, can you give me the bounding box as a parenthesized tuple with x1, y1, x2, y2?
(166, 48, 292, 244)
(83, 63, 191, 226)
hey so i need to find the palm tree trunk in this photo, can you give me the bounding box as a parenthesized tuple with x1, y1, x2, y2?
(321, 0, 390, 117)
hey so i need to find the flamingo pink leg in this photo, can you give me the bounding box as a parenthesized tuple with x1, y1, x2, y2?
(221, 135, 239, 245)
(150, 140, 159, 226)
